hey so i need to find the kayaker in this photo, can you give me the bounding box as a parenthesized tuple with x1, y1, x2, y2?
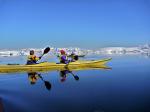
(59, 50, 69, 64)
(26, 50, 41, 65)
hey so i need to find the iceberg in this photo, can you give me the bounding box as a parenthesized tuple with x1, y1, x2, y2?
(0, 50, 20, 57)
(0, 44, 149, 57)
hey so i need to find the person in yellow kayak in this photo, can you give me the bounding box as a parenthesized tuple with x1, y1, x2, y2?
(59, 50, 70, 64)
(59, 50, 79, 64)
(26, 50, 41, 65)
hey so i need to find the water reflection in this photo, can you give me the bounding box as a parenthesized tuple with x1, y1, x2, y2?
(27, 69, 80, 90)
(59, 70, 79, 82)
(26, 65, 111, 91)
(28, 72, 52, 91)
(1, 56, 150, 112)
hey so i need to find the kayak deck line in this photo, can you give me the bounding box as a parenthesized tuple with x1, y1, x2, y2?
(0, 58, 112, 73)
(0, 65, 112, 74)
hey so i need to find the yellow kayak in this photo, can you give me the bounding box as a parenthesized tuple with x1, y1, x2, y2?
(0, 58, 112, 73)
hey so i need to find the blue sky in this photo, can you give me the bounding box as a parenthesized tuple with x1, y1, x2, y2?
(0, 0, 150, 49)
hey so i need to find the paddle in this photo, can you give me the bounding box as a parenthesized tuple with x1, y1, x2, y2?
(36, 47, 50, 63)
(69, 71, 79, 81)
(44, 81, 52, 90)
(40, 47, 50, 59)
(38, 74, 52, 90)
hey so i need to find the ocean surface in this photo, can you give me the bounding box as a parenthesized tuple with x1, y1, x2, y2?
(0, 54, 150, 112)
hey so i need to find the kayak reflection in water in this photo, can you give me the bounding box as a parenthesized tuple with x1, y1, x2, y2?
(28, 72, 52, 91)
(59, 70, 79, 82)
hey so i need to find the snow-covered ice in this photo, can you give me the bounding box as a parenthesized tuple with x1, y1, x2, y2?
(0, 44, 150, 57)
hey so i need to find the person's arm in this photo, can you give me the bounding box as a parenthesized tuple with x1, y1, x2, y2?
(34, 56, 41, 61)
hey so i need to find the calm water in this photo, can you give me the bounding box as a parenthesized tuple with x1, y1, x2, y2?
(0, 55, 150, 112)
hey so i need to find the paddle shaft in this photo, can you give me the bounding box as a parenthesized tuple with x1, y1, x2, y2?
(69, 71, 79, 81)
(38, 74, 51, 90)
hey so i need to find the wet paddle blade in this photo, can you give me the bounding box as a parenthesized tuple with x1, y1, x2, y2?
(74, 76, 79, 81)
(44, 81, 52, 90)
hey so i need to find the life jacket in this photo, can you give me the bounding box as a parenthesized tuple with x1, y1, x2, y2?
(27, 55, 39, 65)
(59, 55, 68, 64)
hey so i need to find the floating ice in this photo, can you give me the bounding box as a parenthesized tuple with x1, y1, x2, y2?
(0, 44, 149, 57)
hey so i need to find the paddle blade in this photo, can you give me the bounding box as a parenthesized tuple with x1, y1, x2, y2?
(74, 55, 79, 61)
(44, 81, 52, 90)
(43, 47, 50, 54)
(74, 76, 79, 81)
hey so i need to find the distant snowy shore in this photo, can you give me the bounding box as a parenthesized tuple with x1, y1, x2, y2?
(0, 44, 150, 57)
